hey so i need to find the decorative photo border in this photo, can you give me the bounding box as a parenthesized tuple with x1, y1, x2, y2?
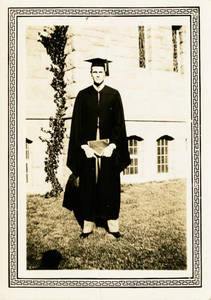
(8, 7, 201, 288)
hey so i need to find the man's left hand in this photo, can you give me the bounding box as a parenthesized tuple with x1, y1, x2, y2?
(102, 143, 116, 157)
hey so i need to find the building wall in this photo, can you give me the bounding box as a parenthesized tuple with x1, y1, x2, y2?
(25, 24, 189, 194)
(25, 120, 51, 194)
(25, 26, 56, 118)
(121, 121, 190, 183)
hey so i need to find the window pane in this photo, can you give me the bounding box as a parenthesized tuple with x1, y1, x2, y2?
(172, 27, 179, 72)
(158, 147, 160, 154)
(26, 143, 29, 160)
(157, 138, 169, 173)
(130, 147, 133, 155)
(134, 146, 137, 155)
(26, 163, 28, 183)
(124, 139, 140, 175)
(139, 26, 146, 68)
(134, 158, 138, 166)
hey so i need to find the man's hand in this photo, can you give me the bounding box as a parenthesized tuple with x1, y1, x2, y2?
(102, 143, 116, 157)
(81, 145, 96, 158)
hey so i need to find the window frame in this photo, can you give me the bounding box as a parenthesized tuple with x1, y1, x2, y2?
(26, 138, 33, 184)
(123, 136, 143, 176)
(172, 25, 183, 73)
(156, 135, 174, 174)
(138, 26, 146, 68)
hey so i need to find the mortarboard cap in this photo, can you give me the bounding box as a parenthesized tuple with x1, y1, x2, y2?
(85, 58, 112, 76)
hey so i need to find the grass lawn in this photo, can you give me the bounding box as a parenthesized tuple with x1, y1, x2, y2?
(27, 178, 186, 270)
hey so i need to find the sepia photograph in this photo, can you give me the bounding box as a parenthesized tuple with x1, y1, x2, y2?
(7, 6, 201, 289)
(25, 21, 189, 271)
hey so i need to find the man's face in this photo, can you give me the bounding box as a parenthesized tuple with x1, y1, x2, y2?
(91, 66, 106, 85)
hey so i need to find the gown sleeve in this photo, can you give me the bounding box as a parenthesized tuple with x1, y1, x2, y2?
(66, 92, 83, 176)
(111, 90, 131, 172)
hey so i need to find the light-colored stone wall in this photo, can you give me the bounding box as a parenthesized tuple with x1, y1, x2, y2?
(64, 24, 188, 120)
(149, 26, 174, 72)
(26, 26, 55, 118)
(25, 24, 189, 194)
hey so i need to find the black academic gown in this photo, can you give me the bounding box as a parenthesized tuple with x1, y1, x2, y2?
(66, 85, 130, 221)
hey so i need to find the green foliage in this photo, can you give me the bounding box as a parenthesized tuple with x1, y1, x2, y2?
(38, 26, 69, 198)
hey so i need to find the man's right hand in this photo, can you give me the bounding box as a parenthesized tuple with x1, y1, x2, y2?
(81, 145, 96, 158)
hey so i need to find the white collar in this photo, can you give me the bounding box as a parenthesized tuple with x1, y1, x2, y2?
(93, 82, 105, 92)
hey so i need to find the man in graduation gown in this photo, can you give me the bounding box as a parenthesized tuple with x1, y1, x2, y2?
(66, 58, 130, 238)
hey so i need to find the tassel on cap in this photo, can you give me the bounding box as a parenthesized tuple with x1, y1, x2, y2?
(85, 58, 112, 76)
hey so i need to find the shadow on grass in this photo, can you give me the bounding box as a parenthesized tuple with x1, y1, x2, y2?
(28, 248, 63, 270)
(27, 179, 187, 270)
(38, 250, 62, 270)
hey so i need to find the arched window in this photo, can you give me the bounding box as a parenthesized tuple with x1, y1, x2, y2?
(26, 138, 33, 183)
(124, 135, 143, 175)
(156, 135, 174, 173)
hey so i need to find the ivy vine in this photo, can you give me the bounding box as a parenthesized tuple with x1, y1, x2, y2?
(38, 25, 69, 198)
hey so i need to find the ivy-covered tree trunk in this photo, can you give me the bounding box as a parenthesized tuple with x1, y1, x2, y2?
(38, 26, 69, 198)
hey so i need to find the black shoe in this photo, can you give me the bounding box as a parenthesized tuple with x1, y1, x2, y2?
(80, 232, 93, 239)
(109, 232, 122, 239)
